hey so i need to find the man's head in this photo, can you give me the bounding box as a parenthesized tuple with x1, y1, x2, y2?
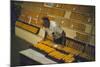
(42, 17, 50, 28)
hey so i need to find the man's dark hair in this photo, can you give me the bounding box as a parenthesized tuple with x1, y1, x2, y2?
(42, 17, 50, 28)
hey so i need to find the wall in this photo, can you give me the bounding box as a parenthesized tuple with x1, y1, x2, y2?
(18, 2, 95, 46)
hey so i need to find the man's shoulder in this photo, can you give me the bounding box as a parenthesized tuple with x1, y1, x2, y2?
(50, 20, 56, 23)
(50, 20, 57, 27)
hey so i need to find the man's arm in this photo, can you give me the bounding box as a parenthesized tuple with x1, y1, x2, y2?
(43, 31, 48, 40)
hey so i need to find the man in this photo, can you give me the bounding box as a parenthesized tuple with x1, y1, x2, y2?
(42, 17, 66, 46)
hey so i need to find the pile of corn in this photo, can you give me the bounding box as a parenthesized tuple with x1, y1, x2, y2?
(33, 41, 75, 63)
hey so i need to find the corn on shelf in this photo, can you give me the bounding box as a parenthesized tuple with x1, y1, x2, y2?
(16, 21, 40, 34)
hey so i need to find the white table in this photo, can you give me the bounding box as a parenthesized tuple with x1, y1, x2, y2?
(19, 49, 57, 64)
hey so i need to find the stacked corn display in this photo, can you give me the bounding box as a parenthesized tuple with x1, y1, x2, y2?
(33, 41, 75, 63)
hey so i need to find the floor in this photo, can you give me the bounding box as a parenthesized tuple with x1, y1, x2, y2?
(11, 33, 33, 66)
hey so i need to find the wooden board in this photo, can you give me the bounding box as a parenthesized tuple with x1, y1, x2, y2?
(41, 7, 65, 17)
(75, 32, 89, 42)
(71, 21, 86, 32)
(62, 4, 78, 11)
(70, 12, 90, 23)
